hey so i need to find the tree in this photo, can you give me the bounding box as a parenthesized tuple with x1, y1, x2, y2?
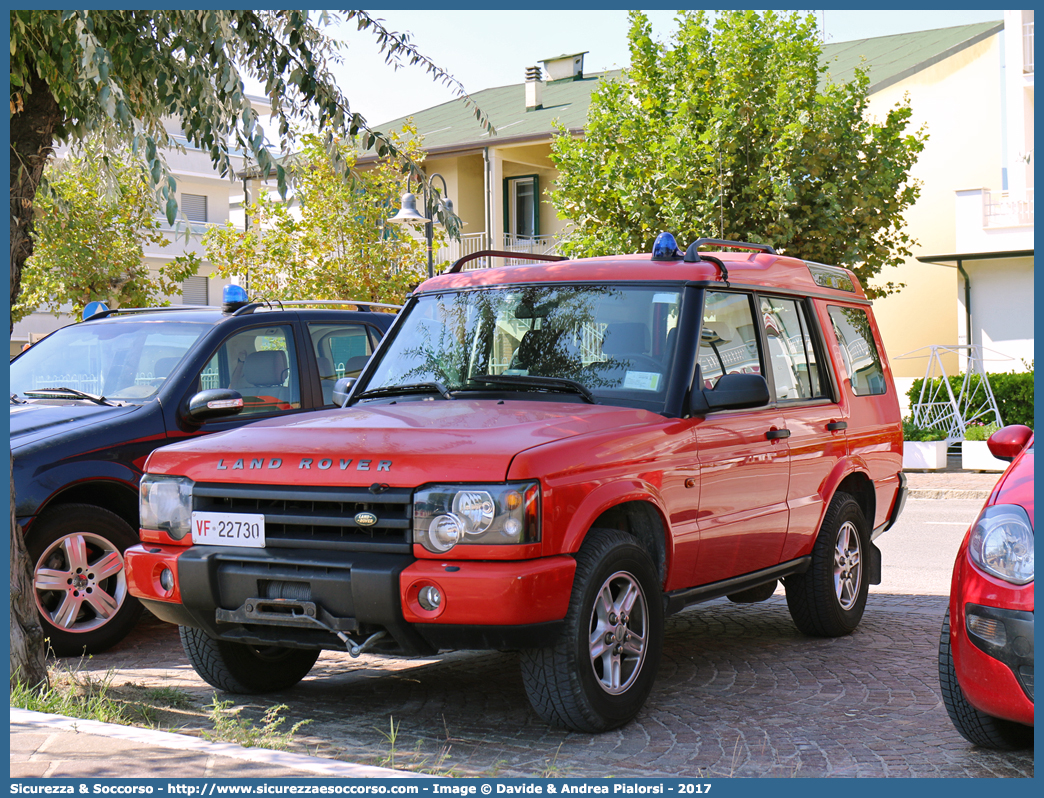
(10, 10, 486, 313)
(12, 142, 197, 323)
(9, 9, 487, 690)
(194, 124, 438, 305)
(549, 10, 927, 298)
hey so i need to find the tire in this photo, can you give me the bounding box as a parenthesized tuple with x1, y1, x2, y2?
(784, 492, 869, 637)
(938, 610, 1033, 750)
(26, 504, 144, 657)
(180, 625, 320, 694)
(520, 529, 663, 733)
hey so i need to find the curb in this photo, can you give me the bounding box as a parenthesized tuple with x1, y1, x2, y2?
(11, 708, 433, 779)
(907, 489, 991, 500)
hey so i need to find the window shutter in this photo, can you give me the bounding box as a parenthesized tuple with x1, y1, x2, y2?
(182, 275, 209, 305)
(182, 193, 208, 222)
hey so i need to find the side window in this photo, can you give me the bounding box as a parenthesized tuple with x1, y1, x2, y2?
(760, 296, 826, 401)
(198, 325, 301, 416)
(698, 291, 762, 388)
(308, 323, 376, 406)
(827, 306, 886, 396)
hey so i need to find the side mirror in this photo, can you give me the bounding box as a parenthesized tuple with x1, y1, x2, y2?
(703, 372, 770, 411)
(987, 424, 1033, 461)
(184, 389, 244, 424)
(332, 377, 357, 408)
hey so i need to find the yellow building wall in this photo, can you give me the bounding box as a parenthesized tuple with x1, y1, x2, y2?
(863, 35, 1003, 379)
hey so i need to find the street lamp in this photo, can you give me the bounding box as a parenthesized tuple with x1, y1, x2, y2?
(388, 173, 453, 279)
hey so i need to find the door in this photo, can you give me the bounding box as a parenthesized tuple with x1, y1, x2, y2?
(691, 290, 790, 586)
(175, 322, 306, 440)
(758, 295, 847, 561)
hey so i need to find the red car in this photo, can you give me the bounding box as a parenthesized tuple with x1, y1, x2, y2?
(939, 424, 1034, 749)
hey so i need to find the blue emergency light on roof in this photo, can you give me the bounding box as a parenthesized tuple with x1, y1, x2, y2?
(651, 232, 682, 261)
(222, 284, 249, 313)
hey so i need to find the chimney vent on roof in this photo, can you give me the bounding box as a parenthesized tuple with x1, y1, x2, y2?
(539, 51, 588, 82)
(525, 66, 544, 111)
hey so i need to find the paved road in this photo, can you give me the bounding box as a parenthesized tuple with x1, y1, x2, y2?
(59, 497, 1032, 778)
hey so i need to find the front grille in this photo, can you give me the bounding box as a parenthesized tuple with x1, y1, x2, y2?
(193, 483, 412, 553)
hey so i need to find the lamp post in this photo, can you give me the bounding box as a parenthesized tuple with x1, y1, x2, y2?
(387, 173, 453, 279)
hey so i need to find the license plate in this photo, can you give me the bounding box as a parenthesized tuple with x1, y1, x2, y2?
(191, 511, 266, 548)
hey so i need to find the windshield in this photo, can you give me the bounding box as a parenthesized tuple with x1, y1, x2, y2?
(359, 285, 682, 410)
(11, 319, 210, 403)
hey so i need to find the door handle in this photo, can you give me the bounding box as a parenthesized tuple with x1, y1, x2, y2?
(765, 428, 791, 440)
(827, 421, 848, 431)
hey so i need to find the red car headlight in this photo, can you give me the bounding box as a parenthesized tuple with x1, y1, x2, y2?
(967, 504, 1034, 585)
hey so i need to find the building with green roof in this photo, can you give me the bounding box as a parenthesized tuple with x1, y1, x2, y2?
(374, 16, 1032, 385)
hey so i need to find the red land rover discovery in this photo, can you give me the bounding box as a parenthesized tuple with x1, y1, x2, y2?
(127, 235, 907, 732)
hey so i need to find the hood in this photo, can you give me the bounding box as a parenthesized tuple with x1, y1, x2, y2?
(990, 440, 1034, 527)
(146, 400, 662, 486)
(9, 401, 140, 450)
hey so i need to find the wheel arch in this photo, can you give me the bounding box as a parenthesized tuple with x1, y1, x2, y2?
(32, 479, 139, 535)
(832, 469, 876, 530)
(559, 484, 669, 587)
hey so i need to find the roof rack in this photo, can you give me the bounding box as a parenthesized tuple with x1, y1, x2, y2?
(81, 300, 402, 321)
(81, 304, 215, 321)
(231, 299, 402, 316)
(682, 238, 776, 262)
(681, 238, 775, 286)
(446, 249, 567, 274)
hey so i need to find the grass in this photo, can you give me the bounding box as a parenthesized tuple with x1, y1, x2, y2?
(11, 661, 310, 752)
(372, 715, 460, 776)
(539, 742, 567, 778)
(11, 663, 136, 726)
(203, 697, 311, 751)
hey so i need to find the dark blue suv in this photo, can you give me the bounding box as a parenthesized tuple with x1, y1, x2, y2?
(10, 297, 397, 656)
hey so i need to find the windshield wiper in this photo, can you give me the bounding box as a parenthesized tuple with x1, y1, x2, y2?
(467, 374, 596, 404)
(354, 381, 455, 402)
(22, 387, 115, 406)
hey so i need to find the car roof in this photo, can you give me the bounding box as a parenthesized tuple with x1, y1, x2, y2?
(79, 305, 397, 327)
(416, 251, 868, 300)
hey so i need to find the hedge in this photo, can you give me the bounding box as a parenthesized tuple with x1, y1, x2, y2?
(907, 369, 1034, 429)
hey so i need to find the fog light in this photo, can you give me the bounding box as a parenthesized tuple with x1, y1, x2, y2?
(968, 613, 1007, 647)
(159, 567, 174, 593)
(418, 585, 442, 612)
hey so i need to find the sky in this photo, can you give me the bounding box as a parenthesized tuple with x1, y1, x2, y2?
(292, 9, 1005, 128)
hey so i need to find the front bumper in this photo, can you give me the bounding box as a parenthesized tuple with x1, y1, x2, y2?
(126, 544, 574, 656)
(950, 552, 1034, 726)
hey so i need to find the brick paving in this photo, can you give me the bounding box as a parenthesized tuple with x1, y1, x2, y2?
(12, 467, 1030, 780)
(23, 592, 1032, 779)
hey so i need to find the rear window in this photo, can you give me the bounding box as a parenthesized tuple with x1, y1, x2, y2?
(827, 306, 885, 396)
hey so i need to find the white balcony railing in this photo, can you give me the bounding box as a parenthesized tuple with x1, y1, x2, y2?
(152, 217, 226, 236)
(433, 232, 562, 270)
(983, 188, 1034, 227)
(433, 232, 489, 267)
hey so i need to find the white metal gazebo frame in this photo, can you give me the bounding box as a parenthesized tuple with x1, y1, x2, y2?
(895, 345, 1008, 444)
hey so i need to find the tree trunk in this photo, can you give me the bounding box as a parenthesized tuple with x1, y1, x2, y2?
(10, 68, 60, 318)
(10, 455, 48, 690)
(10, 67, 59, 689)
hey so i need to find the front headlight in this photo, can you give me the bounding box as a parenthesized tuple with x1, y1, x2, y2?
(413, 482, 540, 554)
(140, 475, 194, 541)
(968, 504, 1034, 585)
